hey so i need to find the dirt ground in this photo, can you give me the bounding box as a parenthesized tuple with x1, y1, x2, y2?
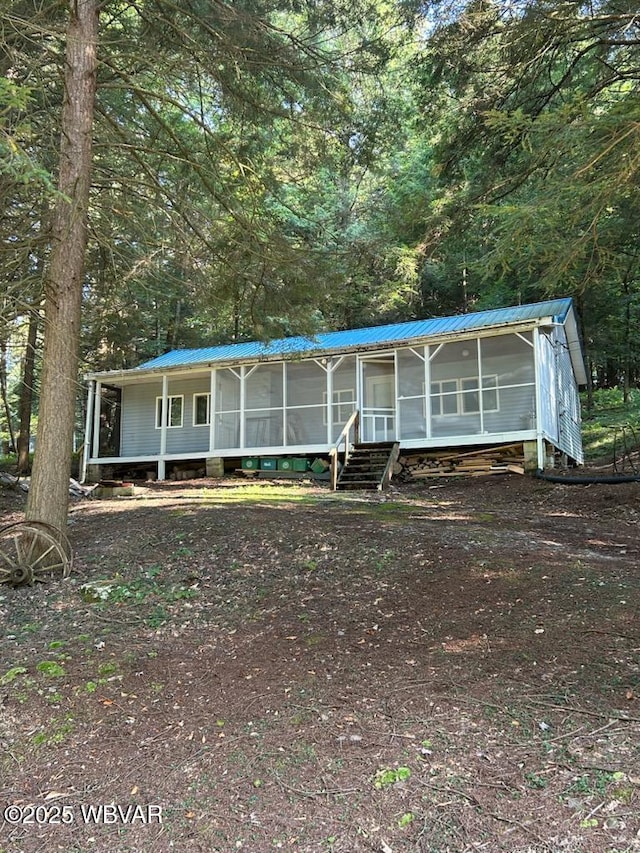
(0, 473, 639, 853)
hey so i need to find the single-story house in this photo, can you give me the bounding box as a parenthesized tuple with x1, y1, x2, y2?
(82, 297, 587, 482)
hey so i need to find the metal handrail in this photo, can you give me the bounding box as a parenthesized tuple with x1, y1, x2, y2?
(329, 410, 360, 491)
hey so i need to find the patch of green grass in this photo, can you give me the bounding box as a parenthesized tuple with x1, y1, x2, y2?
(567, 770, 623, 797)
(36, 660, 66, 677)
(374, 766, 411, 789)
(45, 690, 63, 704)
(397, 812, 415, 828)
(31, 714, 75, 747)
(17, 622, 40, 637)
(0, 666, 27, 685)
(201, 483, 324, 505)
(147, 605, 170, 627)
(525, 772, 548, 790)
(84, 572, 199, 610)
(370, 548, 397, 572)
(360, 501, 418, 520)
(473, 511, 496, 522)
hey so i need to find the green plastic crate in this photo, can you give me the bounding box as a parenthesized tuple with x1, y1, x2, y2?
(277, 458, 294, 471)
(260, 457, 278, 471)
(241, 457, 260, 470)
(292, 457, 309, 472)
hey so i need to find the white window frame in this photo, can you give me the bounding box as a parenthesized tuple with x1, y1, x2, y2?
(193, 392, 210, 426)
(323, 388, 356, 425)
(481, 375, 499, 413)
(430, 379, 458, 416)
(431, 375, 499, 417)
(155, 395, 184, 429)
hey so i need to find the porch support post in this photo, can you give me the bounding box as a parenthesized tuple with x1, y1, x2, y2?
(208, 368, 216, 454)
(91, 380, 102, 459)
(477, 337, 484, 434)
(424, 345, 431, 439)
(81, 379, 95, 483)
(393, 349, 400, 441)
(326, 360, 333, 444)
(356, 356, 362, 436)
(240, 366, 246, 449)
(158, 374, 168, 480)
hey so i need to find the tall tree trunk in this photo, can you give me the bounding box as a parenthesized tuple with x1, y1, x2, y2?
(25, 0, 99, 531)
(16, 304, 40, 474)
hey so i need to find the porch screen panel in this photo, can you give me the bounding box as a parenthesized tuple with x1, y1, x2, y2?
(480, 333, 536, 433)
(397, 348, 426, 439)
(286, 361, 327, 445)
(245, 364, 284, 447)
(331, 357, 357, 441)
(215, 369, 240, 449)
(430, 342, 481, 437)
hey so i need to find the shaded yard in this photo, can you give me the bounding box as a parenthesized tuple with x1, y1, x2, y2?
(1, 475, 639, 852)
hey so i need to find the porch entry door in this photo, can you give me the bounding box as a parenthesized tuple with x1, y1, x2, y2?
(360, 355, 396, 442)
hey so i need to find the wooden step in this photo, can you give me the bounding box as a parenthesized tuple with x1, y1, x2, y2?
(335, 441, 399, 491)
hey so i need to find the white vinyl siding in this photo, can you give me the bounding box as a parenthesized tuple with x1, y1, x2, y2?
(551, 326, 584, 462)
(121, 378, 213, 456)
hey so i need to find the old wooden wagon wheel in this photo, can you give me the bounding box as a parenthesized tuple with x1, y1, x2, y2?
(0, 521, 72, 587)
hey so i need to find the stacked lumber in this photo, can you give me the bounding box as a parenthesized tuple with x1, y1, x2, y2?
(399, 442, 526, 480)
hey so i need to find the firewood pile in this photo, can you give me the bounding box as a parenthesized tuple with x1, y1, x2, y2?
(398, 442, 526, 480)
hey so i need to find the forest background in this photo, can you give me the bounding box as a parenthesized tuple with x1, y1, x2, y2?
(1, 0, 639, 470)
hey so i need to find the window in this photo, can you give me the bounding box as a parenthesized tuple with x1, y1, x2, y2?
(461, 378, 479, 413)
(193, 393, 210, 426)
(323, 389, 356, 425)
(431, 376, 498, 416)
(430, 380, 458, 416)
(155, 395, 183, 428)
(482, 376, 499, 412)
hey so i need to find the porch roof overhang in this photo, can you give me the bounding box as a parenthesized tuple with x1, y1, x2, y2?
(85, 297, 587, 386)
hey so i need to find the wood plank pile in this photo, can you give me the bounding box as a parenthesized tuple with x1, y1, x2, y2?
(398, 442, 526, 480)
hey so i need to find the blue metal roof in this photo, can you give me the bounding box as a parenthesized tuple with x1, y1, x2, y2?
(135, 298, 575, 372)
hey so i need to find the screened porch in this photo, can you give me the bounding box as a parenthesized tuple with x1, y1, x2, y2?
(88, 329, 538, 466)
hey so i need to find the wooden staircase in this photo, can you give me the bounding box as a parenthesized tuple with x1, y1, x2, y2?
(336, 441, 400, 491)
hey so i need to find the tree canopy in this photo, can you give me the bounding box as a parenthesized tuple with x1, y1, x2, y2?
(1, 0, 639, 490)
